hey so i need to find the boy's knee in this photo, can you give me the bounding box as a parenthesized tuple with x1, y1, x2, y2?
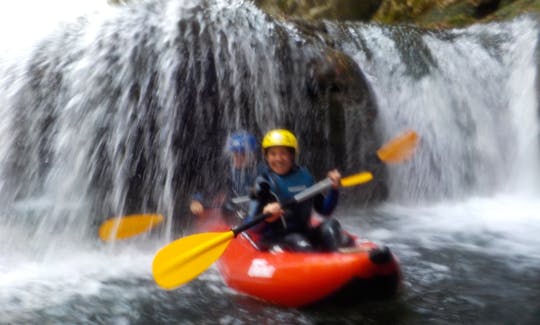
(319, 219, 344, 251)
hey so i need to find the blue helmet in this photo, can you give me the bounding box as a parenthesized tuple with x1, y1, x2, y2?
(226, 131, 257, 153)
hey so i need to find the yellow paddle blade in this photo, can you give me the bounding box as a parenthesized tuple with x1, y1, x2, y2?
(98, 214, 164, 242)
(340, 171, 373, 187)
(152, 231, 234, 290)
(377, 130, 419, 164)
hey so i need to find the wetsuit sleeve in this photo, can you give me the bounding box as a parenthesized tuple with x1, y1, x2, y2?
(192, 178, 228, 209)
(313, 188, 339, 216)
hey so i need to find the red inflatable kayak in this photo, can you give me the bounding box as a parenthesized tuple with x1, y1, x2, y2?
(210, 213, 402, 307)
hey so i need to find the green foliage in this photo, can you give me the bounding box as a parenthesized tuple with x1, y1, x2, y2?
(108, 0, 540, 28)
(254, 0, 382, 21)
(374, 0, 441, 23)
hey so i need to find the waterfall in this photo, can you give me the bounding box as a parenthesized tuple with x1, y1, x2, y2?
(0, 0, 538, 248)
(0, 0, 380, 247)
(325, 18, 540, 202)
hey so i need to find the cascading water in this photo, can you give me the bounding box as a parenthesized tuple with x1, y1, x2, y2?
(0, 0, 380, 245)
(0, 0, 539, 323)
(325, 19, 540, 201)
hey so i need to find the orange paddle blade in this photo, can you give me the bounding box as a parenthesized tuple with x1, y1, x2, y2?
(152, 231, 234, 290)
(98, 214, 164, 241)
(377, 130, 419, 164)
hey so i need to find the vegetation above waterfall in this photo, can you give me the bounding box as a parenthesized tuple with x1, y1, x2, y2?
(109, 0, 540, 28)
(255, 0, 540, 27)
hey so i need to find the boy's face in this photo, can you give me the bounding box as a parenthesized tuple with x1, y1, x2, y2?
(265, 146, 294, 175)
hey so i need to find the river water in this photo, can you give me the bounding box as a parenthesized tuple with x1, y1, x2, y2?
(1, 0, 539, 324)
(2, 198, 539, 324)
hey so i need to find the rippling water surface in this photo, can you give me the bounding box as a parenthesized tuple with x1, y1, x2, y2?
(2, 195, 539, 324)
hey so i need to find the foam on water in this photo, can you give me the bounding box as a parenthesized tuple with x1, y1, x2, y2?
(0, 239, 159, 320)
(360, 194, 540, 270)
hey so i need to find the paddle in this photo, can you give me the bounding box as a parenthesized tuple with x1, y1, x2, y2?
(98, 214, 164, 242)
(100, 129, 419, 241)
(152, 171, 374, 290)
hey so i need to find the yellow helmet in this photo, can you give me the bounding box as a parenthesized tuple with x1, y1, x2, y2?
(262, 129, 298, 151)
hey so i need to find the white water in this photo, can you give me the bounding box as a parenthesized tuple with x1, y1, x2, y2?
(366, 195, 540, 268)
(335, 18, 540, 201)
(335, 17, 540, 286)
(0, 0, 539, 323)
(0, 1, 160, 322)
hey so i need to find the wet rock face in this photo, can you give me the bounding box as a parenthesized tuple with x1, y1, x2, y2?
(306, 48, 387, 203)
(471, 0, 501, 18)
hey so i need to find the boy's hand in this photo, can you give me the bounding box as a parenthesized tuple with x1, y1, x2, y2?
(189, 200, 204, 216)
(263, 202, 284, 222)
